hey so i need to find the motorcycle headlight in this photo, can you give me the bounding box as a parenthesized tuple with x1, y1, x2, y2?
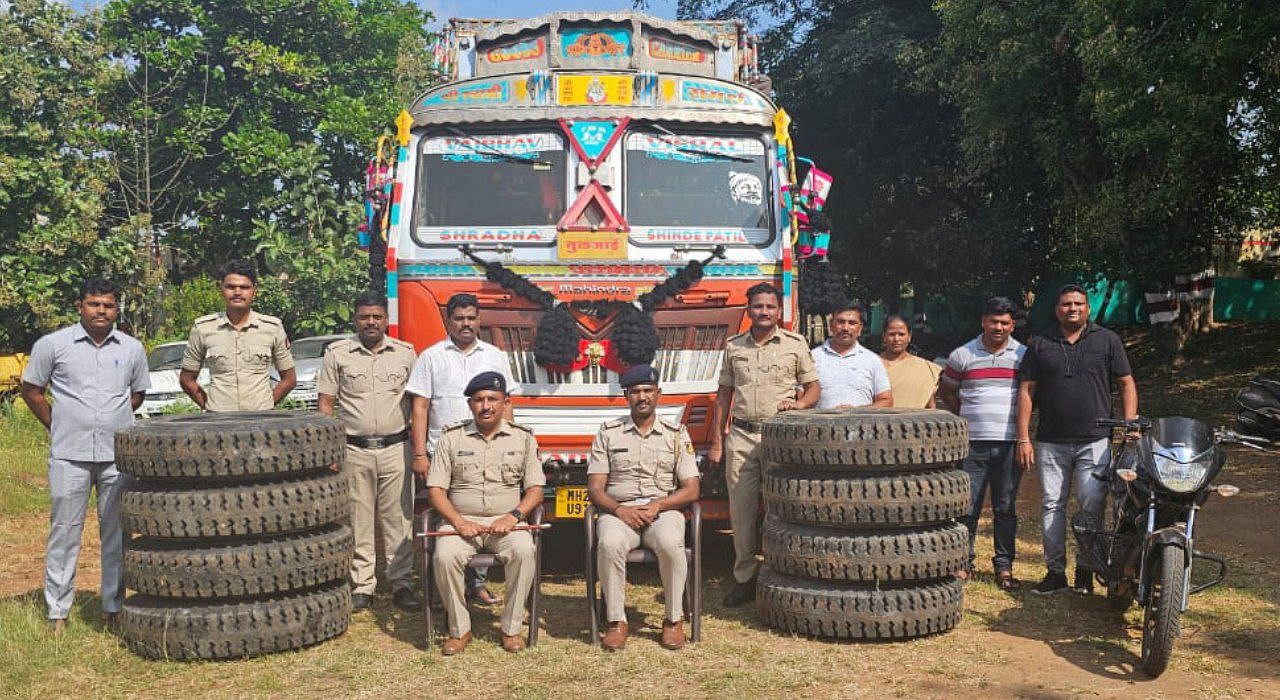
(1152, 454, 1212, 493)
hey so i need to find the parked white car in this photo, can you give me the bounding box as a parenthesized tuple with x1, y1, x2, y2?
(280, 334, 348, 409)
(138, 341, 209, 417)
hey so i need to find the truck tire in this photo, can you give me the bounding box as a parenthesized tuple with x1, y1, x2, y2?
(122, 471, 349, 539)
(757, 568, 963, 640)
(762, 408, 968, 469)
(120, 582, 350, 660)
(115, 411, 344, 482)
(124, 525, 353, 598)
(763, 519, 969, 583)
(763, 468, 970, 528)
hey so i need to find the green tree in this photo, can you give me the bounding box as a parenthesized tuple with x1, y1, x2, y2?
(0, 0, 158, 348)
(250, 144, 368, 336)
(100, 0, 437, 278)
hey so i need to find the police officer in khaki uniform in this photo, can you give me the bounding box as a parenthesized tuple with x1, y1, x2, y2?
(317, 290, 419, 612)
(180, 259, 296, 411)
(707, 282, 819, 606)
(587, 364, 700, 652)
(426, 371, 544, 655)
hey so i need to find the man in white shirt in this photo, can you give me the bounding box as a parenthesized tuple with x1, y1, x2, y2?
(406, 293, 519, 605)
(811, 301, 892, 409)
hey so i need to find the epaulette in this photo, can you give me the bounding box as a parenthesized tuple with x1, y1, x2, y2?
(726, 331, 747, 342)
(255, 313, 283, 326)
(326, 337, 354, 353)
(506, 421, 534, 434)
(193, 313, 219, 325)
(388, 337, 415, 351)
(658, 416, 683, 432)
(779, 328, 807, 342)
(602, 418, 625, 430)
(444, 419, 471, 432)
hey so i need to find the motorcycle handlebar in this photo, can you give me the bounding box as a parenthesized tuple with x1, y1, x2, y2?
(1095, 417, 1152, 431)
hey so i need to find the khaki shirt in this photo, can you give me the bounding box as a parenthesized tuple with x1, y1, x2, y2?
(426, 420, 546, 517)
(182, 311, 295, 412)
(315, 336, 416, 436)
(718, 328, 818, 423)
(587, 416, 699, 504)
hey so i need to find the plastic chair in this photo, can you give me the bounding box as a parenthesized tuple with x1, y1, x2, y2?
(584, 502, 702, 646)
(418, 504, 545, 648)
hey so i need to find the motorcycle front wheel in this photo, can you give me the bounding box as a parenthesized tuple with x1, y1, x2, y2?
(1140, 544, 1185, 677)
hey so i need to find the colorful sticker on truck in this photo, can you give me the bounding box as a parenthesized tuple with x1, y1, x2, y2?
(561, 28, 631, 58)
(557, 75, 633, 106)
(648, 37, 707, 63)
(419, 80, 510, 106)
(485, 37, 546, 64)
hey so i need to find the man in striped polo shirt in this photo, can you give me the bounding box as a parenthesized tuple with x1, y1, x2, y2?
(938, 297, 1026, 591)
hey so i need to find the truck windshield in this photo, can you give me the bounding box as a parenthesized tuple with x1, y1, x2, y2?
(415, 131, 567, 227)
(624, 131, 770, 229)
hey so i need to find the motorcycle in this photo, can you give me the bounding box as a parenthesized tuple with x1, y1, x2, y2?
(1071, 416, 1272, 677)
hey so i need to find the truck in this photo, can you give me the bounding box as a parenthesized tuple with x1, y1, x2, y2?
(362, 11, 819, 523)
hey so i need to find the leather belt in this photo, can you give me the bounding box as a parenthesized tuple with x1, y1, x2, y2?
(346, 430, 409, 449)
(732, 417, 764, 433)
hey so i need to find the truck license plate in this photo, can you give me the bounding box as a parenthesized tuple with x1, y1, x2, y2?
(554, 486, 589, 519)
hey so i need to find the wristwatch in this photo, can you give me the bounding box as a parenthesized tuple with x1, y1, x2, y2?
(508, 508, 524, 522)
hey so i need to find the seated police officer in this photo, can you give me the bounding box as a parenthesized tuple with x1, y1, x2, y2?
(425, 371, 545, 655)
(587, 364, 701, 651)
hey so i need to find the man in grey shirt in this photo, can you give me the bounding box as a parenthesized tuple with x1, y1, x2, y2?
(21, 278, 149, 634)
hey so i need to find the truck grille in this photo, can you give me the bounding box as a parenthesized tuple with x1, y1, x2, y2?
(493, 323, 728, 386)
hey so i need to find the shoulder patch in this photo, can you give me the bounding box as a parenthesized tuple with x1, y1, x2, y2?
(194, 313, 219, 324)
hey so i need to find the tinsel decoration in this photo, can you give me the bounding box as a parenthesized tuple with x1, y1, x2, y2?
(533, 304, 582, 367)
(460, 245, 580, 366)
(616, 246, 725, 366)
(637, 259, 706, 311)
(798, 258, 849, 316)
(611, 303, 661, 366)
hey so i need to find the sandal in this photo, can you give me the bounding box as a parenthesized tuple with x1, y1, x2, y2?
(997, 571, 1021, 592)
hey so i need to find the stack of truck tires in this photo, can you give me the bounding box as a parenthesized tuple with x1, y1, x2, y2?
(758, 408, 971, 640)
(114, 412, 353, 660)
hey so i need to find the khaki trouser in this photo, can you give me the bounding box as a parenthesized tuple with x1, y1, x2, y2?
(725, 422, 765, 584)
(346, 443, 414, 595)
(597, 510, 687, 624)
(433, 514, 536, 638)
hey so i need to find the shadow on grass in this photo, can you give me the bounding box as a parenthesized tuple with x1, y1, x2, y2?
(0, 588, 116, 634)
(972, 584, 1157, 681)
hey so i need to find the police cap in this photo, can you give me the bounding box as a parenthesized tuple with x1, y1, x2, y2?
(619, 364, 660, 389)
(464, 371, 507, 397)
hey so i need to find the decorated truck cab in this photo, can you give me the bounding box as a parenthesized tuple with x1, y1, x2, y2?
(362, 12, 824, 522)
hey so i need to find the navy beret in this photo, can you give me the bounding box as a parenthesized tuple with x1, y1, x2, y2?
(464, 371, 507, 397)
(619, 364, 660, 388)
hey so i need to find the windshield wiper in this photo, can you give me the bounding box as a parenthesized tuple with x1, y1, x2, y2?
(648, 123, 754, 163)
(444, 127, 552, 169)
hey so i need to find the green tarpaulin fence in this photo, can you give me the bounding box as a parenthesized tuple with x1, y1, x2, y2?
(1027, 276, 1280, 327)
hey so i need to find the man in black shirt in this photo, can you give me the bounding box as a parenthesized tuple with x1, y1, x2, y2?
(1015, 284, 1138, 595)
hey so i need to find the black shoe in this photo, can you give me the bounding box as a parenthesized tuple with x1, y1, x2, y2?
(393, 586, 422, 611)
(722, 579, 756, 607)
(1031, 572, 1069, 595)
(1072, 569, 1095, 595)
(351, 593, 372, 610)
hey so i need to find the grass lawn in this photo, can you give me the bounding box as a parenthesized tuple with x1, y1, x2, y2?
(1, 322, 1278, 698)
